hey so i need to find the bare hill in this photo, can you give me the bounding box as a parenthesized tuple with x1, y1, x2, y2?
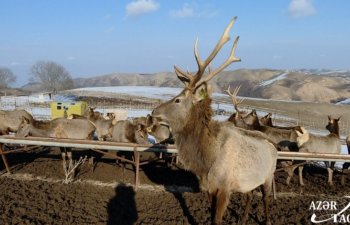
(72, 69, 350, 103)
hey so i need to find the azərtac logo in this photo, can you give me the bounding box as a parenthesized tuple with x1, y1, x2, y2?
(310, 196, 350, 223)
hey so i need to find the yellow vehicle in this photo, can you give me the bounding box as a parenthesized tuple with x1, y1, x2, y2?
(50, 101, 88, 119)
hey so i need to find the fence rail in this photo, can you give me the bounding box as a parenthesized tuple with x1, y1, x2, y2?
(0, 136, 349, 190)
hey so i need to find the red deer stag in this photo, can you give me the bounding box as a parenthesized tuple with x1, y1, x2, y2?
(295, 116, 341, 186)
(151, 17, 277, 225)
(0, 109, 34, 135)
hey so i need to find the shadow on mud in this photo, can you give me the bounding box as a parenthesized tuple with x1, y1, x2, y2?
(107, 183, 138, 225)
(142, 159, 200, 225)
(0, 145, 52, 172)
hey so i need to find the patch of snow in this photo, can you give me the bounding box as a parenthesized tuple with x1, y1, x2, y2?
(70, 86, 183, 100)
(259, 72, 288, 86)
(337, 98, 350, 105)
(317, 70, 349, 75)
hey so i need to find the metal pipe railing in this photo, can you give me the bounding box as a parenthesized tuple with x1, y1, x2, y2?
(0, 135, 349, 190)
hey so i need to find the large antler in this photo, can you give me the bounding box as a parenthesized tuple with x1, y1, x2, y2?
(226, 85, 244, 114)
(175, 17, 241, 90)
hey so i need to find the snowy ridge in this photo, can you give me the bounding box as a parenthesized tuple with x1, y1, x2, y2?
(259, 71, 288, 86)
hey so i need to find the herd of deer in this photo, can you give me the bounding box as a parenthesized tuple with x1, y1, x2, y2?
(0, 107, 172, 145)
(1, 17, 350, 225)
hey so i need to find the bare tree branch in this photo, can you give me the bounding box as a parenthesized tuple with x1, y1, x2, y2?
(30, 61, 74, 93)
(0, 67, 16, 88)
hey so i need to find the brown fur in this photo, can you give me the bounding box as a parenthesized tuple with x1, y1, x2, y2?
(0, 109, 34, 135)
(176, 98, 221, 174)
(152, 88, 277, 225)
(145, 115, 173, 144)
(260, 113, 301, 131)
(69, 110, 117, 141)
(151, 18, 276, 225)
(108, 120, 149, 144)
(295, 117, 341, 186)
(84, 107, 103, 122)
(260, 113, 273, 127)
(16, 117, 95, 140)
(231, 110, 299, 150)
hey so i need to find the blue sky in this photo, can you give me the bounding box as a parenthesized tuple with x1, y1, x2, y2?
(1, 0, 350, 87)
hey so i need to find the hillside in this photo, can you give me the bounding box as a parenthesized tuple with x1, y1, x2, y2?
(72, 69, 350, 103)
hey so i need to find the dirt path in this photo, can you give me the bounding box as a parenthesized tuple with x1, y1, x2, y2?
(1, 148, 350, 224)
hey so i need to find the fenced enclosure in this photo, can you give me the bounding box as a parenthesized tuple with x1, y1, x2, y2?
(1, 94, 350, 137)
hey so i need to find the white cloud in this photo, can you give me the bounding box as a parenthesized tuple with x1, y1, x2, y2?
(125, 0, 159, 18)
(170, 3, 219, 19)
(288, 0, 316, 18)
(170, 3, 194, 18)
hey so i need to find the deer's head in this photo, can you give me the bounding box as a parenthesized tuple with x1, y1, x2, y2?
(152, 17, 241, 133)
(16, 116, 32, 137)
(326, 115, 341, 136)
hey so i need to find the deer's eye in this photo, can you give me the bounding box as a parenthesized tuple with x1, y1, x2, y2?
(175, 99, 181, 103)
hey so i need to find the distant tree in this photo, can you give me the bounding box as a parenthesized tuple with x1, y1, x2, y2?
(30, 61, 74, 93)
(0, 67, 16, 88)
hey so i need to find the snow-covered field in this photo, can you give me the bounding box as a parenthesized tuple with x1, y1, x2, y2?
(71, 86, 183, 101)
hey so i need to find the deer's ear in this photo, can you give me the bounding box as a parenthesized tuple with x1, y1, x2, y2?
(193, 83, 212, 102)
(21, 116, 30, 124)
(174, 66, 191, 86)
(177, 74, 191, 86)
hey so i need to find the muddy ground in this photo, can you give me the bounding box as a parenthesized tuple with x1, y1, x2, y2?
(1, 147, 350, 225)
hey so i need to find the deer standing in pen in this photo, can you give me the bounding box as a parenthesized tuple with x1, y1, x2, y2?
(0, 109, 34, 135)
(226, 87, 308, 186)
(295, 116, 341, 186)
(152, 17, 277, 225)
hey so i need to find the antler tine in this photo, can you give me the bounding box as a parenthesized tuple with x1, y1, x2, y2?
(233, 86, 244, 104)
(174, 17, 240, 89)
(190, 17, 239, 88)
(196, 34, 241, 88)
(226, 85, 244, 113)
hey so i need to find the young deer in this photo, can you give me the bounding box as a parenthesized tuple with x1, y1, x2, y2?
(152, 17, 277, 225)
(295, 116, 341, 186)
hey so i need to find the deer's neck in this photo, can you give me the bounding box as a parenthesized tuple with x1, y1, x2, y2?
(332, 124, 340, 137)
(174, 98, 219, 175)
(29, 126, 52, 137)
